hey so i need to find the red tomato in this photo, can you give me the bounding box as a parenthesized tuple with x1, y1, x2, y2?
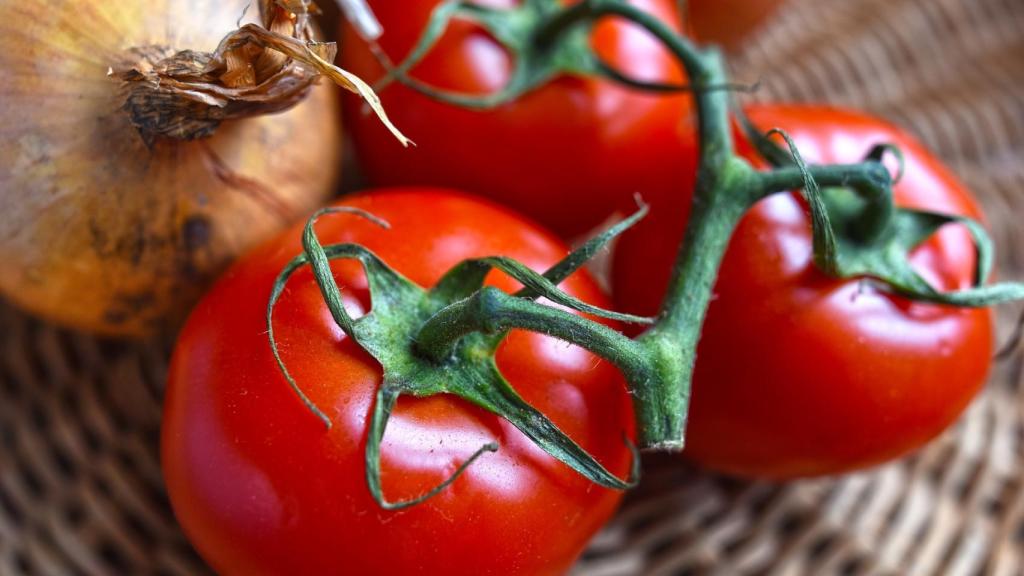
(613, 105, 993, 478)
(162, 189, 634, 575)
(686, 0, 784, 50)
(339, 0, 691, 237)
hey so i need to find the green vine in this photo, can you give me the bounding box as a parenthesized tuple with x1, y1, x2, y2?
(267, 0, 1024, 509)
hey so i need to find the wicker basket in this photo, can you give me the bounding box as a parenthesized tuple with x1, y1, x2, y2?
(2, 0, 1023, 574)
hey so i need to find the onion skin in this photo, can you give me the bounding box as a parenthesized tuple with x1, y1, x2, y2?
(0, 0, 342, 337)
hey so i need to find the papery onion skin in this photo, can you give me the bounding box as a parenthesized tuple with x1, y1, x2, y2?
(0, 0, 342, 337)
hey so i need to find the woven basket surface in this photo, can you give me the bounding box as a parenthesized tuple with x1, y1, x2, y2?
(2, 0, 1023, 574)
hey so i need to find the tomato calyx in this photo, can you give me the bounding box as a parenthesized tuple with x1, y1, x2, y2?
(365, 0, 704, 109)
(267, 206, 647, 509)
(745, 120, 1024, 308)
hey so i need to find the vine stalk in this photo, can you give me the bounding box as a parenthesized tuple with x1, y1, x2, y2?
(406, 0, 905, 450)
(270, 0, 1024, 509)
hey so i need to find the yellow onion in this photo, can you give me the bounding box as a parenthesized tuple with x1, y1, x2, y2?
(0, 0, 404, 337)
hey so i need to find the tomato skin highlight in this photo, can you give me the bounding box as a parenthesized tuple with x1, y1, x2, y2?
(162, 189, 634, 576)
(339, 0, 691, 237)
(612, 105, 994, 478)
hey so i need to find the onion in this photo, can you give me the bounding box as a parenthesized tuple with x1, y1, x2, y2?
(0, 0, 405, 337)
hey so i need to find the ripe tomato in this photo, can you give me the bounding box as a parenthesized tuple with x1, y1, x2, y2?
(613, 105, 993, 478)
(339, 0, 691, 237)
(162, 189, 634, 575)
(686, 0, 784, 50)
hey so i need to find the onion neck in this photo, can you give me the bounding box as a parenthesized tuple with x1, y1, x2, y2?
(112, 2, 409, 147)
(112, 5, 321, 145)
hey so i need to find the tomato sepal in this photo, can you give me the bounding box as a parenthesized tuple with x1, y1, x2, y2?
(267, 207, 643, 509)
(828, 200, 1024, 307)
(366, 0, 702, 109)
(754, 129, 1024, 308)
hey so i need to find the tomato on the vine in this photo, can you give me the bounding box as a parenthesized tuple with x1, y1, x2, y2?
(339, 0, 691, 237)
(613, 105, 993, 478)
(162, 189, 634, 575)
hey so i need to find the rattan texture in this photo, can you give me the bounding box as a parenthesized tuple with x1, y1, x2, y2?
(1, 0, 1023, 574)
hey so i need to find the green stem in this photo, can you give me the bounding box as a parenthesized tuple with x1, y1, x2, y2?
(631, 156, 901, 448)
(538, 1, 746, 450)
(618, 24, 752, 446)
(629, 159, 760, 449)
(414, 287, 696, 447)
(416, 287, 651, 383)
(576, 8, 745, 447)
(761, 161, 895, 245)
(570, 0, 733, 173)
(649, 159, 760, 336)
(416, 0, 869, 451)
(388, 0, 915, 453)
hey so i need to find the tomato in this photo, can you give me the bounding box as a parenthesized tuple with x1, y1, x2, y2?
(162, 189, 634, 575)
(612, 105, 993, 478)
(686, 0, 784, 50)
(339, 0, 691, 237)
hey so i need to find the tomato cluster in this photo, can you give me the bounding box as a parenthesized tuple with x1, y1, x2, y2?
(161, 1, 999, 574)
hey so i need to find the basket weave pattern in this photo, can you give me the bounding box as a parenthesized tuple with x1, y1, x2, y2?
(2, 0, 1023, 574)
